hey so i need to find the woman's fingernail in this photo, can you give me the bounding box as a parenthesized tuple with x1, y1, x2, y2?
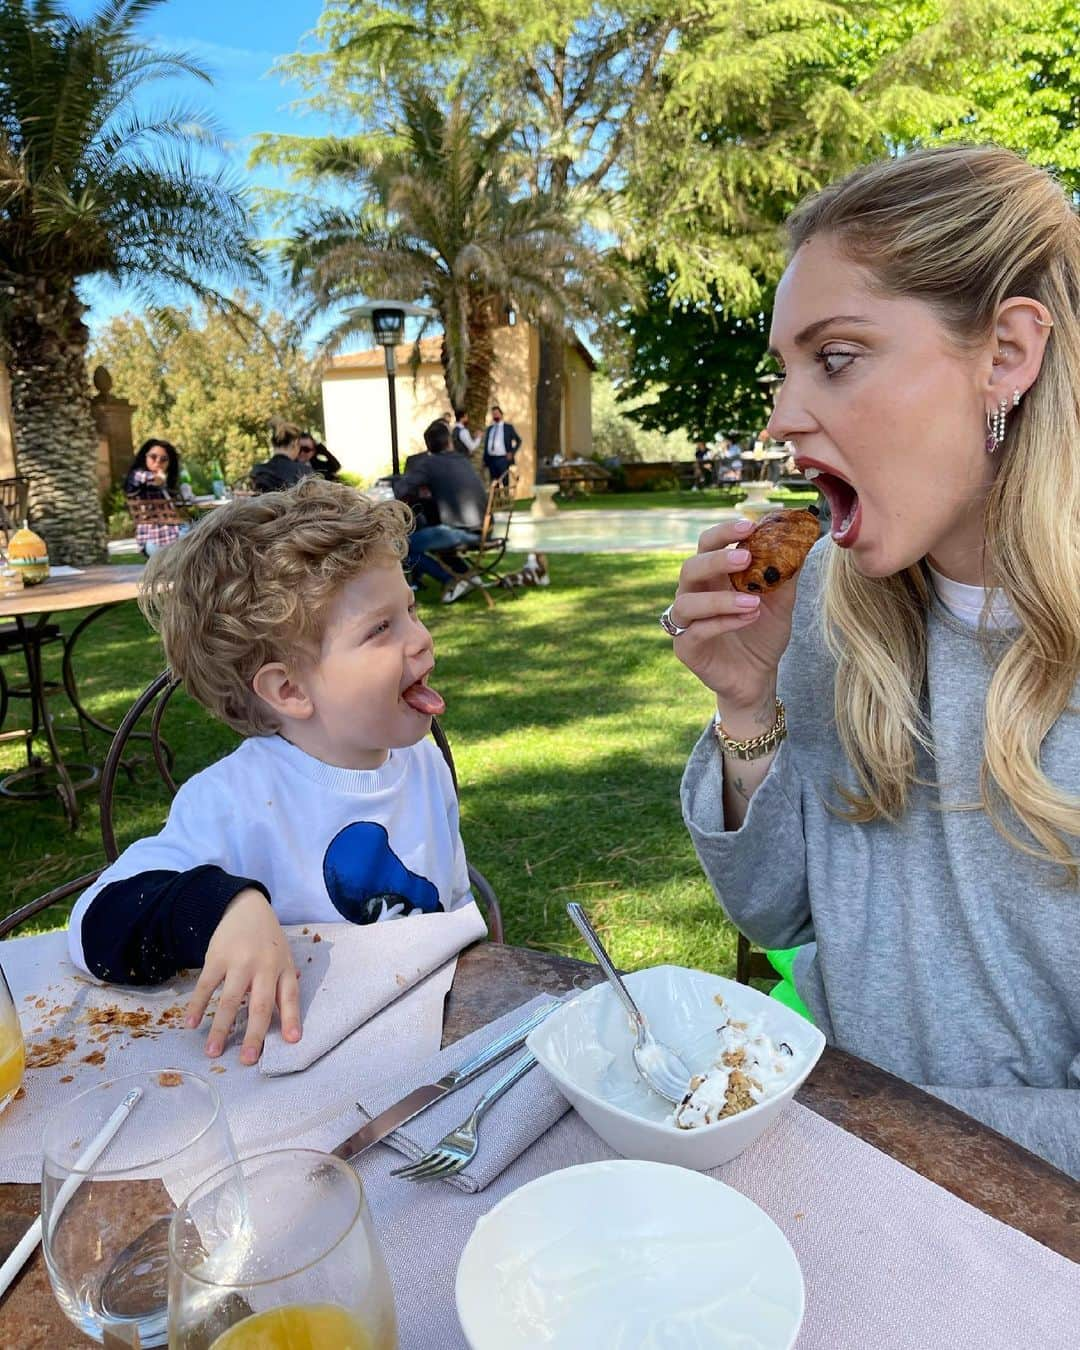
(240, 1047, 257, 1065)
(733, 518, 756, 532)
(728, 549, 751, 565)
(185, 1015, 199, 1028)
(735, 593, 761, 609)
(206, 1041, 221, 1057)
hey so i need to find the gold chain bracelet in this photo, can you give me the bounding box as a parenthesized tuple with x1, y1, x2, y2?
(713, 698, 787, 761)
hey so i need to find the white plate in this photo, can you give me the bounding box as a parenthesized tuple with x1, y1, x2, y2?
(456, 1160, 804, 1350)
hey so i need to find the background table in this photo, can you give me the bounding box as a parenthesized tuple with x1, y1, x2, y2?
(1, 941, 1076, 1346)
(0, 566, 143, 828)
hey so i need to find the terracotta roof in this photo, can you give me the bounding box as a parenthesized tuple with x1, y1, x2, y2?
(326, 337, 443, 370)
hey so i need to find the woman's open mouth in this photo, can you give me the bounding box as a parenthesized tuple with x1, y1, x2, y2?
(801, 465, 861, 547)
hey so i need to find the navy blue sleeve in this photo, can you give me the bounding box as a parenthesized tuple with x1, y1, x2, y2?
(80, 865, 271, 985)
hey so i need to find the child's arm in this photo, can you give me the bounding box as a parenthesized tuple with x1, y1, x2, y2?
(183, 888, 301, 1066)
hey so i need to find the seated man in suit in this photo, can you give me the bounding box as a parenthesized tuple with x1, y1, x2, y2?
(395, 420, 488, 603)
(482, 405, 522, 483)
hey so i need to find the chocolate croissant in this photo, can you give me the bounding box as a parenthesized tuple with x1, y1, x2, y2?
(730, 508, 819, 594)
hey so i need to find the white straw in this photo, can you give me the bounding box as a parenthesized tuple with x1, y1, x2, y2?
(0, 1085, 143, 1302)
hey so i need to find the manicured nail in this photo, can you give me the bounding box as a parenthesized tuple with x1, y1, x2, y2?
(185, 1015, 199, 1028)
(728, 549, 751, 565)
(240, 1046, 257, 1065)
(206, 1040, 221, 1057)
(285, 1026, 301, 1043)
(734, 593, 761, 609)
(733, 518, 756, 532)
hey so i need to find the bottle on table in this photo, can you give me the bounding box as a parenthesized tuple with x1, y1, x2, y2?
(210, 460, 227, 500)
(0, 963, 25, 1113)
(178, 463, 195, 503)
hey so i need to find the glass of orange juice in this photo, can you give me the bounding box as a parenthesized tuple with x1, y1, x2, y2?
(167, 1149, 398, 1350)
(0, 961, 25, 1113)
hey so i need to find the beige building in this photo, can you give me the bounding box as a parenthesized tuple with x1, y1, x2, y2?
(320, 321, 595, 489)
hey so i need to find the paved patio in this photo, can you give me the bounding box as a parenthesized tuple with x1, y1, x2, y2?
(507, 506, 743, 554)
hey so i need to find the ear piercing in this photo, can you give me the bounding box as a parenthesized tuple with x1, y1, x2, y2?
(986, 388, 1021, 454)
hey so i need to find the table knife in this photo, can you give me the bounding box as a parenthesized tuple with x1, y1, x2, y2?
(330, 1000, 560, 1162)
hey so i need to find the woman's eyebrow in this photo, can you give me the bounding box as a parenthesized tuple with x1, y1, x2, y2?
(767, 314, 873, 358)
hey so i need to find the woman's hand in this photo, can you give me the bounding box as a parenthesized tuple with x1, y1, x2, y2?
(667, 517, 800, 716)
(184, 888, 302, 1066)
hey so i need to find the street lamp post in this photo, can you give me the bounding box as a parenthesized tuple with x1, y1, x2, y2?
(372, 308, 405, 475)
(344, 300, 438, 479)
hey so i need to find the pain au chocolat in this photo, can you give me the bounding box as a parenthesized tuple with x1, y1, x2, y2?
(729, 508, 820, 594)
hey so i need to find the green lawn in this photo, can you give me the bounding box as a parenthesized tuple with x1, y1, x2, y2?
(0, 552, 737, 978)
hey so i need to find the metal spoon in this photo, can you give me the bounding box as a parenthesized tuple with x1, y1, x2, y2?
(566, 903, 691, 1104)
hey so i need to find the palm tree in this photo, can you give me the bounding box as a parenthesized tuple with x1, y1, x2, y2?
(284, 91, 629, 437)
(0, 0, 260, 563)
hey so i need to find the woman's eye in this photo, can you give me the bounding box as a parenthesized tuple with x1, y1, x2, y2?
(817, 349, 858, 376)
(368, 619, 391, 639)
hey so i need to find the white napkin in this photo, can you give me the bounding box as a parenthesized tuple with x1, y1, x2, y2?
(355, 994, 571, 1192)
(260, 905, 488, 1075)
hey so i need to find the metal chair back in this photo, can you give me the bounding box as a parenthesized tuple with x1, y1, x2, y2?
(0, 476, 29, 542)
(124, 493, 190, 533)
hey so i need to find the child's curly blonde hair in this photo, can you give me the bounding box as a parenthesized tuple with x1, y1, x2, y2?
(139, 479, 414, 736)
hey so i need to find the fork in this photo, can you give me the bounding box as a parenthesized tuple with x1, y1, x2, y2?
(389, 1052, 538, 1182)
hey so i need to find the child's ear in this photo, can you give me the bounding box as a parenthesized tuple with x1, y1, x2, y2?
(252, 662, 314, 723)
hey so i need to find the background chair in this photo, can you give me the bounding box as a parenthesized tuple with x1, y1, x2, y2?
(0, 476, 29, 540)
(124, 492, 192, 540)
(444, 470, 517, 597)
(2, 670, 504, 942)
(0, 474, 64, 774)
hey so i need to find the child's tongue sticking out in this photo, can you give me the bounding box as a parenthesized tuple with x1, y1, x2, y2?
(402, 680, 446, 716)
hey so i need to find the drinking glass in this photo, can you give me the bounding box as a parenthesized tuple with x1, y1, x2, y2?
(168, 1148, 398, 1350)
(0, 961, 25, 1113)
(42, 1068, 236, 1347)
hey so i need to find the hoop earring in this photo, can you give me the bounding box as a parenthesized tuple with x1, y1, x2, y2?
(985, 395, 1011, 454)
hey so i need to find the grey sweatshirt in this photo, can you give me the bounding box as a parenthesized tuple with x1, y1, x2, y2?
(682, 540, 1080, 1179)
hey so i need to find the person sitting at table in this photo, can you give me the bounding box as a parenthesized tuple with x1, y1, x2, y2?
(395, 419, 487, 604)
(67, 479, 480, 1065)
(691, 438, 713, 489)
(123, 438, 191, 556)
(302, 437, 341, 481)
(250, 420, 308, 493)
(665, 144, 1080, 1179)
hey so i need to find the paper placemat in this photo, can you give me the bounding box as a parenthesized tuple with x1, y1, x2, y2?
(352, 1095, 1079, 1348)
(0, 923, 470, 1183)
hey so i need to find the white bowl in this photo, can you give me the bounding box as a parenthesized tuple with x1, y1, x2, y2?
(526, 964, 825, 1170)
(456, 1159, 805, 1349)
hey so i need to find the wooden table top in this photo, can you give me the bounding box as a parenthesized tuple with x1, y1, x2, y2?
(0, 565, 143, 619)
(1, 941, 1076, 1346)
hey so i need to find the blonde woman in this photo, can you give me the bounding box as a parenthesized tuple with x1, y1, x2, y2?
(665, 145, 1080, 1178)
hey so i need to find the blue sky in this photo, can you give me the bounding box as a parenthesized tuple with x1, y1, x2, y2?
(73, 0, 332, 328)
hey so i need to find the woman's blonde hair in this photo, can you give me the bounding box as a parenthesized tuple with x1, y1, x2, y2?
(270, 418, 304, 451)
(139, 479, 413, 736)
(786, 144, 1080, 882)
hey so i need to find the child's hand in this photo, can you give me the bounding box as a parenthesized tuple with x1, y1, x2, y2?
(184, 888, 302, 1066)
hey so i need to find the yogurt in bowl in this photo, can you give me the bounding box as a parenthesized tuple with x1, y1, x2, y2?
(526, 964, 825, 1170)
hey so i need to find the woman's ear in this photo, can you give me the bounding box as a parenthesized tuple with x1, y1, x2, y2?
(985, 296, 1054, 408)
(251, 662, 314, 724)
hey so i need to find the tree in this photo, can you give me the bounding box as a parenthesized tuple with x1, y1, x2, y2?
(89, 296, 323, 484)
(0, 0, 258, 563)
(256, 0, 677, 456)
(614, 271, 774, 440)
(282, 91, 627, 432)
(626, 0, 1078, 308)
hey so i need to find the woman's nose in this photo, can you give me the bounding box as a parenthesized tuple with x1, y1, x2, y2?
(766, 376, 816, 443)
